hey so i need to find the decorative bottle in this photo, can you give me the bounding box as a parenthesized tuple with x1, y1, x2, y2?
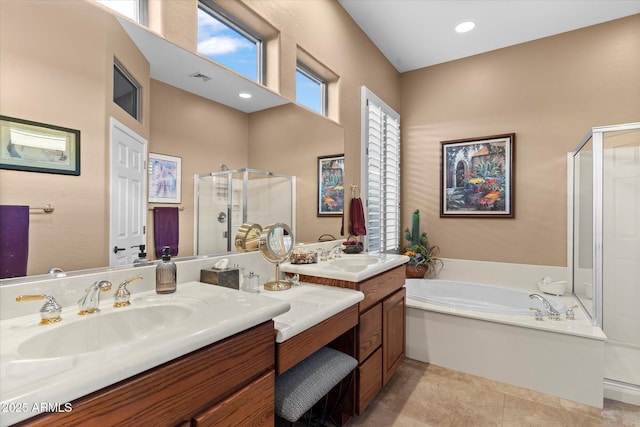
(156, 246, 176, 294)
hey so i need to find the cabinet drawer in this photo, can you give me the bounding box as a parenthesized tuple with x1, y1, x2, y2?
(193, 371, 275, 427)
(357, 347, 382, 414)
(358, 266, 405, 312)
(358, 303, 382, 363)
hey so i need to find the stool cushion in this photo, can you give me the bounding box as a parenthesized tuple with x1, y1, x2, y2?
(275, 346, 358, 422)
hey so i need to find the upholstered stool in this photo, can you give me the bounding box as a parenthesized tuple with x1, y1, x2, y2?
(275, 346, 358, 426)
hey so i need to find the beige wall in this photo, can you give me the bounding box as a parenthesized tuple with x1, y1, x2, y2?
(400, 14, 640, 266)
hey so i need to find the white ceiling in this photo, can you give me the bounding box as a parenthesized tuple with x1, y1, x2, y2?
(339, 0, 640, 73)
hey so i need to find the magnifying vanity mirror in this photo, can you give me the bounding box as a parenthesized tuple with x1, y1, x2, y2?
(259, 223, 294, 291)
(234, 223, 263, 252)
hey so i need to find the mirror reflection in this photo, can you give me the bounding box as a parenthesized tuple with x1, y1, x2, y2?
(0, 1, 344, 281)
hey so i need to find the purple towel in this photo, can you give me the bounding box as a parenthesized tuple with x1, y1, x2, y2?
(0, 205, 29, 278)
(154, 207, 179, 258)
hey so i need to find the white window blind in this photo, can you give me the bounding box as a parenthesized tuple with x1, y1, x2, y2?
(362, 88, 400, 254)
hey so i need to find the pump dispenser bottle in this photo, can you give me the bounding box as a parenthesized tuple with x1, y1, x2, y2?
(156, 246, 176, 294)
(132, 244, 150, 266)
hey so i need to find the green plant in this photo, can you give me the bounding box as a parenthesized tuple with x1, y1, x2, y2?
(402, 209, 443, 276)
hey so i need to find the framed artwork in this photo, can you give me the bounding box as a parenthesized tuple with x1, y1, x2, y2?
(440, 133, 515, 218)
(0, 115, 80, 176)
(318, 154, 345, 216)
(148, 153, 181, 203)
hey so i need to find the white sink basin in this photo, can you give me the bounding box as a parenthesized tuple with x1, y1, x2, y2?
(281, 252, 409, 282)
(330, 255, 381, 271)
(17, 305, 192, 359)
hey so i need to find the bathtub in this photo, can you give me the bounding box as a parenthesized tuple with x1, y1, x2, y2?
(405, 278, 606, 408)
(405, 279, 566, 315)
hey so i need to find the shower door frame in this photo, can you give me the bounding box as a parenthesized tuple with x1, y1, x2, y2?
(568, 122, 640, 327)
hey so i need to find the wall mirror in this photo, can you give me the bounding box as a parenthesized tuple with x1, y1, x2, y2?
(0, 1, 345, 283)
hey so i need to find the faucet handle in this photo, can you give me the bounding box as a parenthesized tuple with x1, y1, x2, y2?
(16, 294, 62, 325)
(114, 276, 143, 307)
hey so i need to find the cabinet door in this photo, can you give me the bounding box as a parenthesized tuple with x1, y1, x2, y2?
(382, 288, 405, 386)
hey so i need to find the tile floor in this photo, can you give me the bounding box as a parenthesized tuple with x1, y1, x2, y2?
(347, 359, 640, 427)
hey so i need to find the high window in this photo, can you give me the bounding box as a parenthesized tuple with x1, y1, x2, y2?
(197, 1, 264, 83)
(296, 62, 327, 115)
(113, 61, 141, 121)
(362, 88, 401, 254)
(97, 0, 147, 24)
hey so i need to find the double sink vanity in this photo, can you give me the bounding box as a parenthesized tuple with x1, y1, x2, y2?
(0, 250, 408, 426)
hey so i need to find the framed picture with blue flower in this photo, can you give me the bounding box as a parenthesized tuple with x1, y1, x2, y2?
(440, 133, 515, 218)
(318, 154, 344, 216)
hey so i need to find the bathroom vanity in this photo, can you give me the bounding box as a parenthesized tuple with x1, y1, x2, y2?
(281, 254, 409, 416)
(15, 322, 276, 426)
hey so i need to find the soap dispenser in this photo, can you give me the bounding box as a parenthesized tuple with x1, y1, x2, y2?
(132, 244, 150, 266)
(156, 246, 177, 294)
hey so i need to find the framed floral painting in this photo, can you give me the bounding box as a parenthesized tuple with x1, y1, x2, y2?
(440, 134, 515, 218)
(318, 154, 344, 216)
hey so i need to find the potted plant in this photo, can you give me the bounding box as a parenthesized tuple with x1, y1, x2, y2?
(403, 209, 443, 278)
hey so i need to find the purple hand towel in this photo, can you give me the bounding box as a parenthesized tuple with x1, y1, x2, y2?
(349, 198, 367, 236)
(0, 205, 29, 278)
(154, 207, 179, 258)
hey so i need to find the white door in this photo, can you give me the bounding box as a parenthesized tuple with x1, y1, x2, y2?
(109, 118, 147, 266)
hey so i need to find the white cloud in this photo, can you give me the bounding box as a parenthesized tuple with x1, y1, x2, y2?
(197, 37, 252, 56)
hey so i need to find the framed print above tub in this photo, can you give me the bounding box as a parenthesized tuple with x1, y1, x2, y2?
(0, 115, 80, 175)
(440, 133, 515, 218)
(318, 154, 345, 216)
(148, 153, 181, 204)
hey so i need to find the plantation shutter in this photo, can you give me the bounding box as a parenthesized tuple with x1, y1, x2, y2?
(363, 88, 401, 254)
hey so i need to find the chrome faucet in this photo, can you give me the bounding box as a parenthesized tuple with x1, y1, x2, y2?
(317, 244, 344, 261)
(529, 293, 560, 320)
(78, 280, 112, 315)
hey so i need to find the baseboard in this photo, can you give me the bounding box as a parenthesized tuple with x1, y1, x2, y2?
(604, 379, 640, 406)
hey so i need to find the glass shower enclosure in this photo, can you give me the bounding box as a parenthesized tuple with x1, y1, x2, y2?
(194, 169, 295, 254)
(569, 122, 640, 395)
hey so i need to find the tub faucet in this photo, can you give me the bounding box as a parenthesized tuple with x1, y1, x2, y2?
(78, 280, 112, 315)
(529, 293, 560, 320)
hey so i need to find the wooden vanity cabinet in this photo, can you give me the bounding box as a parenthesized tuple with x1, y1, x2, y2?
(299, 265, 406, 415)
(18, 321, 276, 427)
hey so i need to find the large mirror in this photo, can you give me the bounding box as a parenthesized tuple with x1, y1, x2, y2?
(0, 0, 344, 280)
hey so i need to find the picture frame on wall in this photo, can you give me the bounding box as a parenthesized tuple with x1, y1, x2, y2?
(148, 153, 182, 204)
(0, 115, 80, 176)
(440, 133, 515, 218)
(318, 154, 345, 216)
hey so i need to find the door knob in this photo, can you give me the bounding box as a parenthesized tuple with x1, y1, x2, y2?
(113, 246, 126, 254)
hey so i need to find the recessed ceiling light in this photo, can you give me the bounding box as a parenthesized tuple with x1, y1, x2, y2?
(455, 21, 475, 33)
(239, 92, 252, 99)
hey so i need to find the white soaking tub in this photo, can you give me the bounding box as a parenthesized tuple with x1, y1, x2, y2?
(404, 279, 607, 408)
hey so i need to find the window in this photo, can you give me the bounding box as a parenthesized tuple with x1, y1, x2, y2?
(296, 62, 327, 115)
(113, 61, 141, 121)
(362, 88, 401, 254)
(197, 1, 264, 83)
(97, 0, 147, 24)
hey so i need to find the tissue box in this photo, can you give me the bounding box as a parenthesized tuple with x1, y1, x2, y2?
(200, 268, 240, 290)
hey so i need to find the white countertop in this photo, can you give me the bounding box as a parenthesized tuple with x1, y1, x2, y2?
(0, 282, 290, 426)
(281, 253, 409, 282)
(260, 283, 364, 342)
